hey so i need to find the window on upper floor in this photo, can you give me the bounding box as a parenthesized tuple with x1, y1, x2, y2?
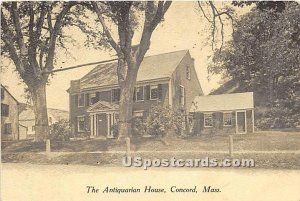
(150, 85, 158, 100)
(89, 92, 98, 105)
(4, 123, 11, 134)
(223, 112, 232, 126)
(136, 86, 144, 101)
(186, 66, 191, 80)
(111, 88, 120, 102)
(179, 85, 185, 106)
(78, 94, 85, 107)
(204, 113, 213, 127)
(1, 104, 9, 117)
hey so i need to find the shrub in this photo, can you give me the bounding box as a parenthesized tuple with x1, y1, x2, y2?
(144, 105, 185, 137)
(49, 119, 72, 141)
(256, 99, 300, 129)
(111, 105, 186, 138)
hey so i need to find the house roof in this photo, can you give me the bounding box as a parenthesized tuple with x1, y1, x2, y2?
(79, 50, 189, 90)
(209, 79, 241, 95)
(1, 84, 19, 104)
(190, 92, 254, 112)
(87, 101, 119, 113)
(19, 107, 69, 121)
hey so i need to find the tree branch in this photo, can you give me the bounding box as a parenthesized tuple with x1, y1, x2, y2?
(1, 10, 25, 75)
(10, 2, 27, 57)
(91, 2, 121, 55)
(197, 1, 234, 52)
(44, 2, 74, 72)
(137, 1, 172, 64)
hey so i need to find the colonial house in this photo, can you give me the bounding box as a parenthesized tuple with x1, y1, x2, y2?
(19, 105, 69, 139)
(68, 50, 203, 138)
(190, 92, 255, 135)
(1, 85, 20, 140)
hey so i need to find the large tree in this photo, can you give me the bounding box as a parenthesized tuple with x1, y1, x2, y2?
(208, 2, 300, 127)
(1, 2, 75, 141)
(83, 1, 172, 140)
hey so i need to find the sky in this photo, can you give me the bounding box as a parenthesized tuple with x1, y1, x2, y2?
(0, 2, 251, 111)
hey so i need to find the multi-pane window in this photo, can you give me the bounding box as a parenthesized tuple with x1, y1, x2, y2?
(112, 89, 120, 102)
(179, 85, 185, 106)
(89, 93, 98, 105)
(223, 112, 232, 126)
(204, 113, 213, 127)
(78, 94, 85, 107)
(150, 85, 158, 100)
(136, 86, 144, 101)
(4, 123, 12, 134)
(186, 66, 191, 80)
(1, 104, 9, 117)
(77, 116, 85, 132)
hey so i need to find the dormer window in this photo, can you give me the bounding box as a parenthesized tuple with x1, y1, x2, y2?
(186, 66, 191, 80)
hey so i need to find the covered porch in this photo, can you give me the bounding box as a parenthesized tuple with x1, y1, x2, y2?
(87, 101, 119, 138)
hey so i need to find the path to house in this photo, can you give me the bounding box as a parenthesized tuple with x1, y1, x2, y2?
(1, 163, 300, 201)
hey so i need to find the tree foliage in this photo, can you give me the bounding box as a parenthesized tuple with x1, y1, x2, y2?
(1, 2, 85, 140)
(81, 1, 172, 139)
(209, 2, 300, 128)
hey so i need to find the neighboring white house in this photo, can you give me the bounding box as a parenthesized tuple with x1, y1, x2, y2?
(19, 106, 69, 139)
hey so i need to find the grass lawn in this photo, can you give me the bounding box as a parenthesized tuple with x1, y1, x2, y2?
(2, 131, 299, 169)
(2, 152, 299, 169)
(2, 130, 300, 153)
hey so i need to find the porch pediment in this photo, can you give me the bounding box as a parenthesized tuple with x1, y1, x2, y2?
(87, 101, 119, 113)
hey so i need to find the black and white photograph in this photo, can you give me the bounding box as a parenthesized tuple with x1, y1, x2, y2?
(1, 1, 300, 201)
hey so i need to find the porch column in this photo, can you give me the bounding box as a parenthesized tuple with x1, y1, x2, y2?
(107, 113, 111, 138)
(252, 109, 255, 133)
(235, 111, 238, 134)
(94, 114, 97, 136)
(90, 114, 94, 136)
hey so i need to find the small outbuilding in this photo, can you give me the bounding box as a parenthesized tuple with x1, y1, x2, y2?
(190, 92, 254, 135)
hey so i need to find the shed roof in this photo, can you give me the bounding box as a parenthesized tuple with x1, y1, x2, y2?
(79, 50, 189, 90)
(190, 92, 254, 112)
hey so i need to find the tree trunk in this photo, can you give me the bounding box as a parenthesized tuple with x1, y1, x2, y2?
(118, 65, 138, 141)
(31, 82, 49, 142)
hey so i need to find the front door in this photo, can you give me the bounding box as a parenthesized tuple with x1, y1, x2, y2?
(236, 111, 246, 134)
(97, 113, 108, 136)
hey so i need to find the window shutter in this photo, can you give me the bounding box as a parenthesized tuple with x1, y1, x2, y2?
(158, 84, 162, 100)
(74, 95, 78, 107)
(96, 92, 100, 102)
(85, 93, 90, 106)
(133, 88, 136, 101)
(145, 85, 150, 100)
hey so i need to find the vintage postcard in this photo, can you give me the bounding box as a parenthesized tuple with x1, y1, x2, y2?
(1, 1, 300, 201)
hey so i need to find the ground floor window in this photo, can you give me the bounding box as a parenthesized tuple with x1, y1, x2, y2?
(204, 113, 213, 127)
(3, 123, 12, 134)
(77, 116, 85, 132)
(223, 112, 233, 126)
